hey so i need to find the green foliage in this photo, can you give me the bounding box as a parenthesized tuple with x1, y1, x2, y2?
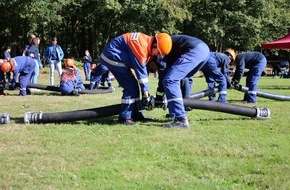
(0, 0, 290, 57)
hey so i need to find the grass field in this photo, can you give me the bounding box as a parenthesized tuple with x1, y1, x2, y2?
(0, 67, 290, 190)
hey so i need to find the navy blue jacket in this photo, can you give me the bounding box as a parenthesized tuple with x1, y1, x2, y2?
(233, 52, 266, 82)
(26, 44, 40, 61)
(157, 35, 204, 92)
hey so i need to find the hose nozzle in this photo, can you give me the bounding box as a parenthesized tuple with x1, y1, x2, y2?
(0, 113, 10, 124)
(24, 111, 42, 124)
(255, 107, 270, 120)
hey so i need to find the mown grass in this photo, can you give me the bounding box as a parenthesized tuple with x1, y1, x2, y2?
(0, 68, 290, 190)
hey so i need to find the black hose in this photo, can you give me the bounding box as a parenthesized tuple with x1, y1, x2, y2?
(25, 97, 270, 124)
(183, 98, 270, 119)
(236, 84, 290, 101)
(83, 83, 110, 90)
(27, 83, 114, 94)
(189, 88, 218, 99)
(24, 104, 121, 124)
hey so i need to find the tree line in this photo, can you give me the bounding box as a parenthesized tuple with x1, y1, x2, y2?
(0, 0, 289, 62)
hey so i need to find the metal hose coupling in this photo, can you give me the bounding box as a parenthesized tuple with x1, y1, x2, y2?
(0, 113, 10, 124)
(255, 107, 270, 120)
(24, 111, 42, 124)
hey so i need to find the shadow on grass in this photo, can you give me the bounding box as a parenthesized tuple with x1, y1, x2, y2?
(227, 99, 271, 104)
(196, 117, 252, 121)
(31, 92, 61, 96)
(12, 117, 24, 124)
(3, 91, 61, 96)
(259, 85, 290, 90)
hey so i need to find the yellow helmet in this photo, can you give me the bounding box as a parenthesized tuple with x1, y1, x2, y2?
(155, 33, 172, 56)
(224, 48, 236, 62)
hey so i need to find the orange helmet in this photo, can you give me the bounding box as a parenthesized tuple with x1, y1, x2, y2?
(0, 60, 13, 72)
(155, 33, 172, 56)
(65, 58, 75, 68)
(224, 48, 236, 62)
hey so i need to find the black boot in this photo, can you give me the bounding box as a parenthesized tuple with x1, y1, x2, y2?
(163, 116, 190, 128)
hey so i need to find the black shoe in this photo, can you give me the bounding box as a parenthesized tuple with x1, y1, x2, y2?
(163, 117, 190, 128)
(165, 114, 173, 118)
(118, 118, 137, 125)
(185, 107, 192, 111)
(70, 90, 80, 96)
(133, 115, 155, 122)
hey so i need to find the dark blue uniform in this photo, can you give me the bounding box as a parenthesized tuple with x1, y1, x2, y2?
(60, 68, 85, 95)
(159, 35, 210, 119)
(10, 56, 36, 96)
(232, 51, 267, 103)
(83, 54, 92, 81)
(200, 52, 231, 103)
(100, 33, 154, 121)
(89, 64, 112, 90)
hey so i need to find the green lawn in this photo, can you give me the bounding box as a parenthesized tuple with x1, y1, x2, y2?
(0, 68, 290, 190)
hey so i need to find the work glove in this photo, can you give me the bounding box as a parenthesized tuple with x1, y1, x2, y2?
(4, 82, 10, 89)
(142, 95, 151, 110)
(0, 84, 4, 95)
(9, 79, 16, 90)
(155, 90, 165, 108)
(226, 79, 233, 89)
(231, 79, 239, 89)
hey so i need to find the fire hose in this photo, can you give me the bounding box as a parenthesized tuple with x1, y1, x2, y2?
(183, 99, 270, 119)
(27, 83, 114, 94)
(190, 88, 218, 99)
(236, 84, 290, 101)
(24, 96, 270, 124)
(83, 83, 110, 90)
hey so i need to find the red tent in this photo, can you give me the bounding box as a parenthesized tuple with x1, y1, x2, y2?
(261, 32, 290, 49)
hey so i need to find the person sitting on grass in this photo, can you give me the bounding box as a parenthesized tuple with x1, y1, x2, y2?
(59, 58, 85, 96)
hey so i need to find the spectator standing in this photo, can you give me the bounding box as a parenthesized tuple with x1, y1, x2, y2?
(26, 37, 41, 84)
(44, 37, 64, 85)
(83, 50, 92, 81)
(3, 46, 11, 60)
(3, 46, 11, 82)
(22, 34, 36, 56)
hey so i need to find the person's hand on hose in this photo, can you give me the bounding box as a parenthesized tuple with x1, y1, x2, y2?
(231, 79, 239, 89)
(227, 79, 233, 89)
(155, 90, 165, 108)
(9, 79, 16, 90)
(142, 96, 150, 110)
